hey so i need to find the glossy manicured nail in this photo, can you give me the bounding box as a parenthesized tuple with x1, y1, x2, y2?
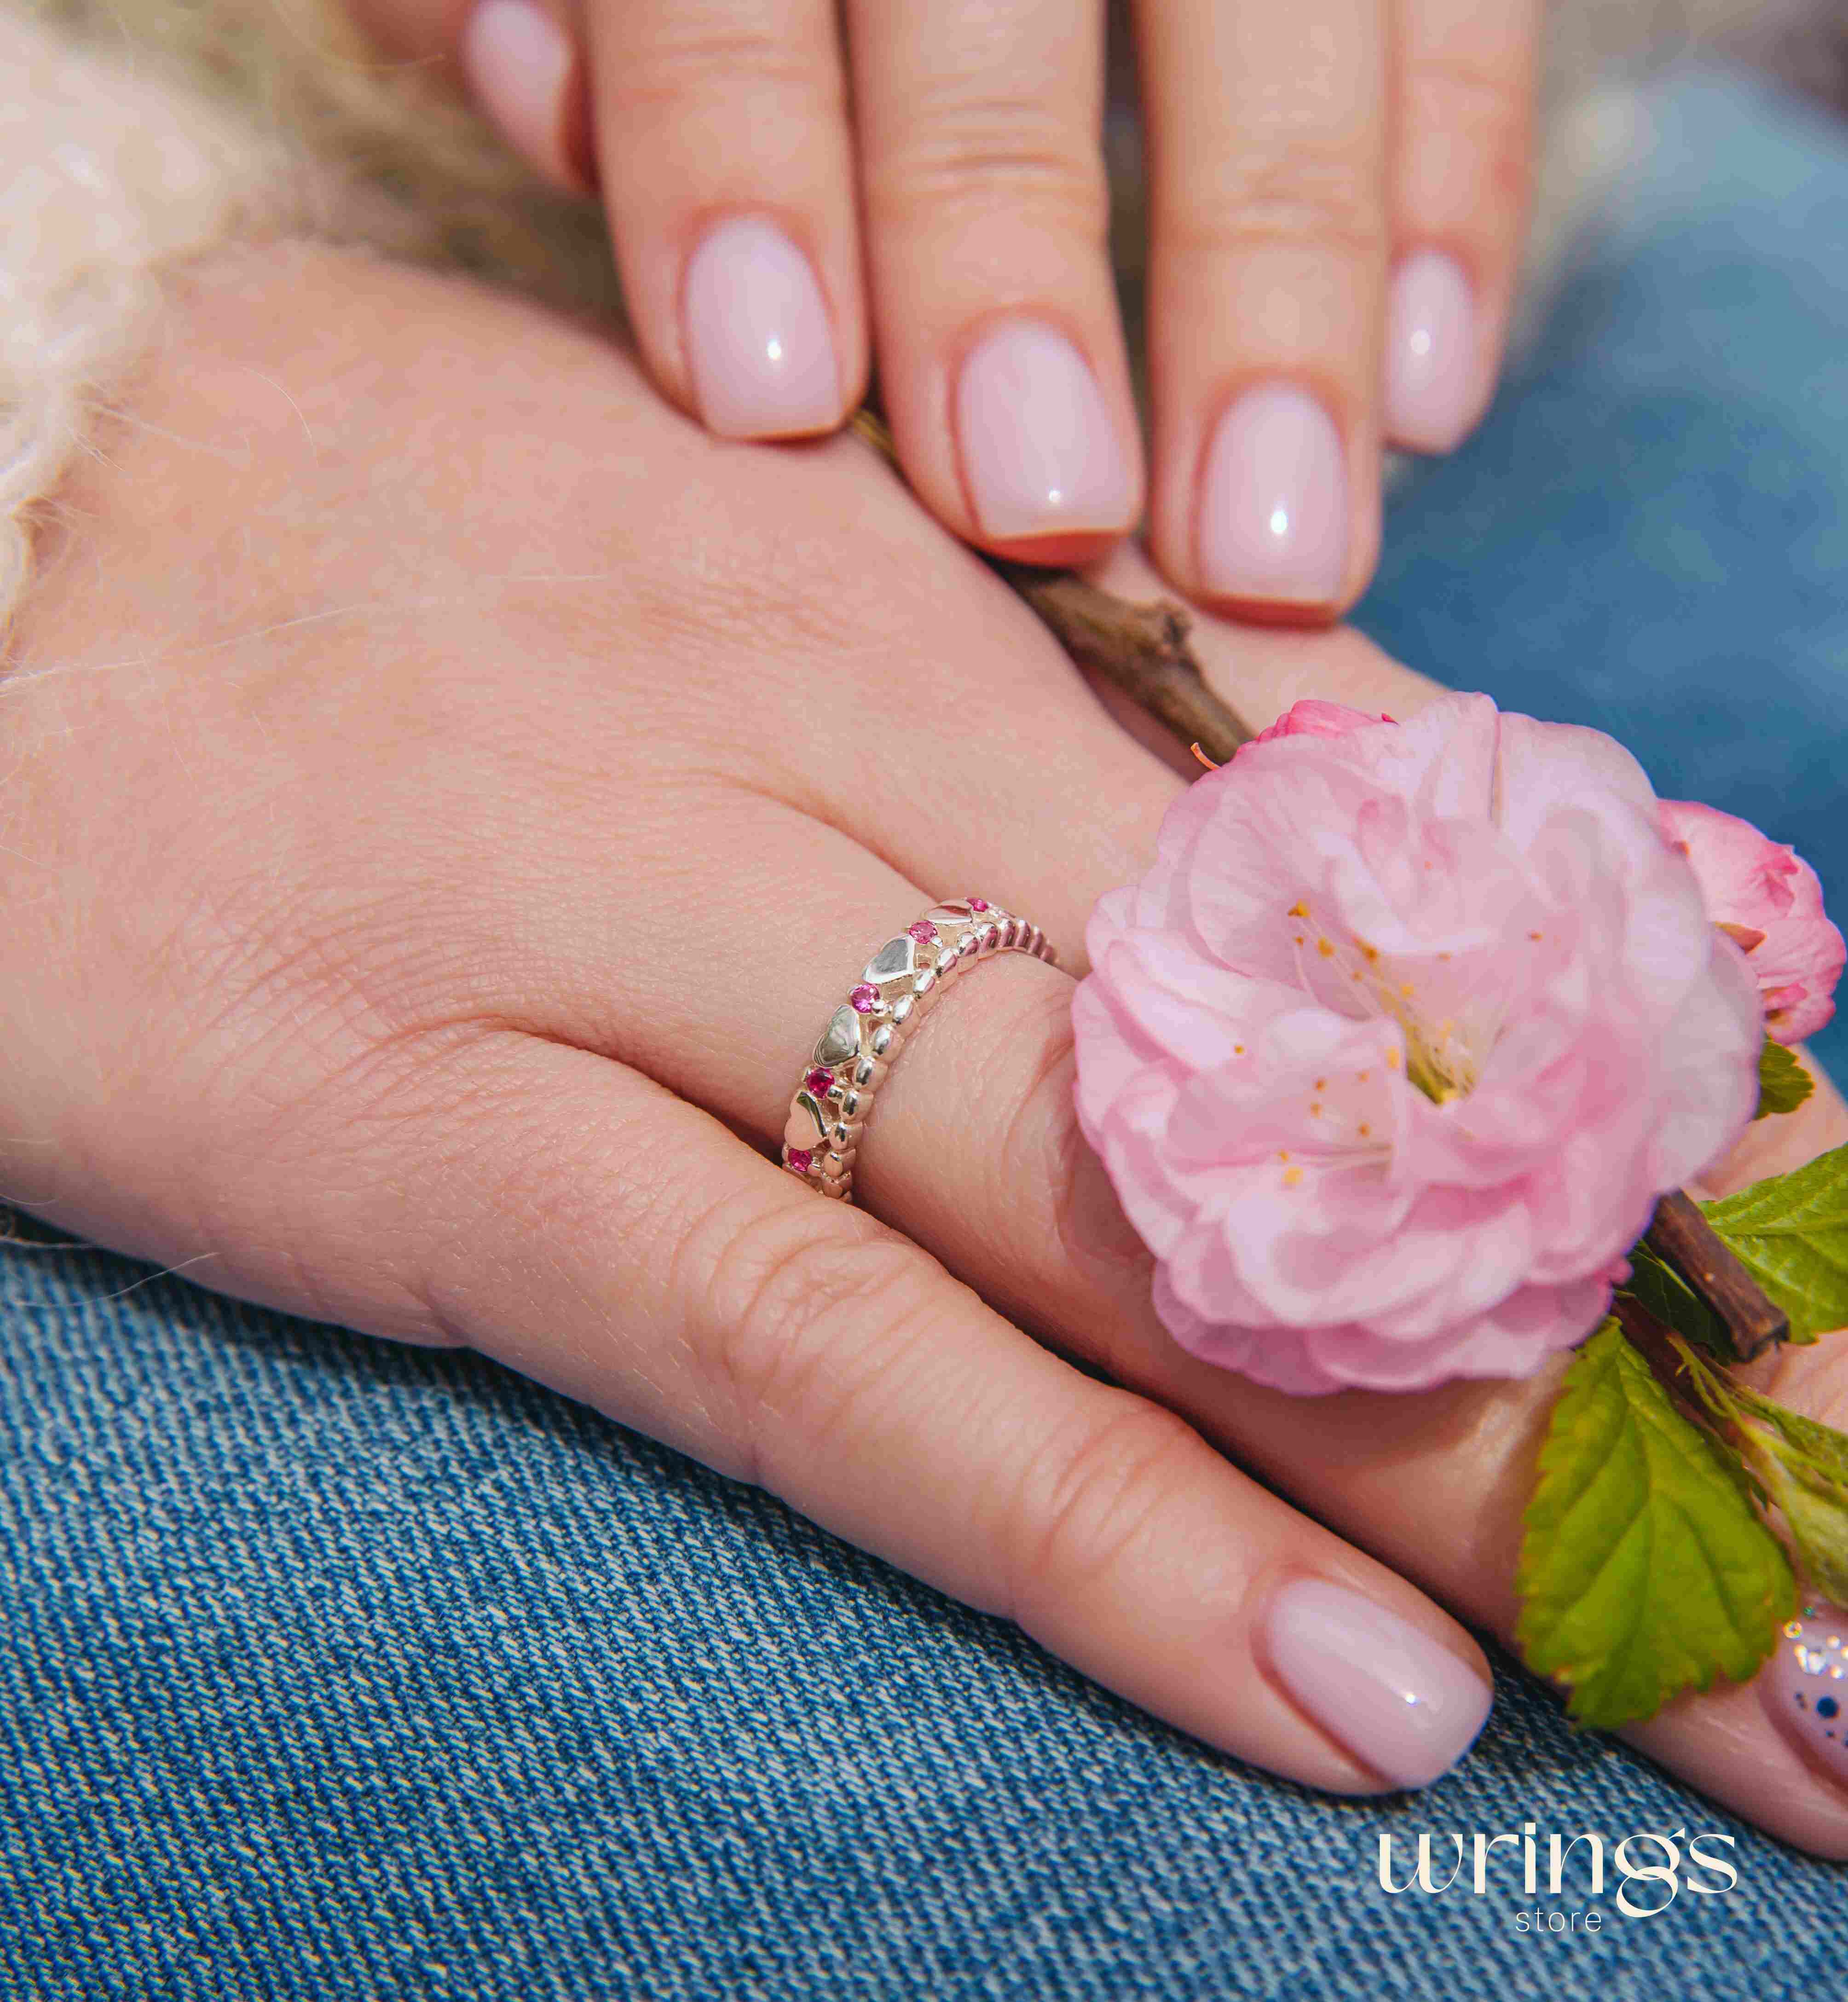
(1764, 1597, 1848, 1785)
(1264, 1579, 1492, 1789)
(461, 0, 582, 192)
(955, 322, 1134, 540)
(682, 217, 841, 440)
(1196, 384, 1348, 607)
(1386, 250, 1480, 453)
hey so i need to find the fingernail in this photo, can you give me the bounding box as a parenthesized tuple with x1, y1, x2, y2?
(1196, 384, 1348, 607)
(682, 217, 842, 440)
(1385, 250, 1480, 453)
(1264, 1579, 1492, 1789)
(1763, 1597, 1848, 1785)
(955, 322, 1134, 540)
(461, 0, 582, 193)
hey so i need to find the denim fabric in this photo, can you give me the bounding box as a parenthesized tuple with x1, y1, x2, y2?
(2, 1241, 1845, 2002)
(5, 64, 1848, 2002)
(1358, 66, 1848, 1086)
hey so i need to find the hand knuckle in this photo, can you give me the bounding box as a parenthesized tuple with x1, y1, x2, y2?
(1409, 51, 1530, 143)
(1172, 142, 1384, 261)
(1405, 56, 1532, 206)
(867, 96, 1107, 240)
(686, 1191, 933, 1465)
(1006, 1397, 1206, 1620)
(616, 17, 839, 118)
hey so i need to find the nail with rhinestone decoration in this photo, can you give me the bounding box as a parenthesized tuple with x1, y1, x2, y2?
(1764, 1598, 1848, 1783)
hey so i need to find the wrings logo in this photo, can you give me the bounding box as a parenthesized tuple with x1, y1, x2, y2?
(1375, 1821, 1738, 1927)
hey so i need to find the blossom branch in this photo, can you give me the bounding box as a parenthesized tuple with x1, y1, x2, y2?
(988, 561, 1253, 764)
(1645, 1191, 1788, 1361)
(848, 409, 1253, 762)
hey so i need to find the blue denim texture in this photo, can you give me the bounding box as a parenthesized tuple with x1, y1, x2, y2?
(3, 64, 1846, 2002)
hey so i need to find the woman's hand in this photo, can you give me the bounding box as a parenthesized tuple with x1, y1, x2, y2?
(9, 243, 1846, 1850)
(345, 0, 1535, 620)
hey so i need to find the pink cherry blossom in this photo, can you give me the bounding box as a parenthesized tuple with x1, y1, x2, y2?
(1659, 799, 1843, 1045)
(1073, 695, 1762, 1396)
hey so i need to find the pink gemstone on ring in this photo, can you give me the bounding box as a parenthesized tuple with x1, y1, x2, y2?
(803, 1068, 834, 1098)
(785, 1149, 814, 1176)
(849, 984, 879, 1013)
(969, 897, 990, 912)
(907, 921, 938, 943)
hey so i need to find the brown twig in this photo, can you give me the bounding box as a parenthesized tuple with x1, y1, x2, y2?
(849, 405, 1787, 1369)
(1613, 1292, 1692, 1387)
(988, 561, 1251, 763)
(1644, 1189, 1788, 1362)
(849, 407, 1252, 761)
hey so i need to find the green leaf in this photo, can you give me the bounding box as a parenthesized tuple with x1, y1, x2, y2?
(1516, 1320, 1795, 1729)
(1651, 1331, 1848, 1601)
(1703, 1141, 1848, 1341)
(1755, 1039, 1813, 1121)
(1618, 1240, 1730, 1358)
(1731, 1396, 1848, 1604)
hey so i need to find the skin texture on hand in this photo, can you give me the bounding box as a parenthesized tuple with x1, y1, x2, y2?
(6, 242, 1846, 1848)
(346, 0, 1537, 618)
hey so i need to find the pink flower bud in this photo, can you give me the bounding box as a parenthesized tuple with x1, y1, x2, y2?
(1659, 799, 1843, 1044)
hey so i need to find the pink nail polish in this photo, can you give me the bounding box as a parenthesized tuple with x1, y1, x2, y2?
(461, 0, 580, 193)
(682, 217, 841, 440)
(955, 322, 1133, 540)
(1386, 250, 1480, 454)
(1264, 1579, 1492, 1789)
(1763, 1597, 1848, 1784)
(1196, 384, 1348, 606)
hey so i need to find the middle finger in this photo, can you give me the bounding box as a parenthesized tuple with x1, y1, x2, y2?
(1137, 0, 1389, 623)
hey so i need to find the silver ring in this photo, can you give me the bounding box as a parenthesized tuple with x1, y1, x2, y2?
(781, 898, 1058, 1202)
